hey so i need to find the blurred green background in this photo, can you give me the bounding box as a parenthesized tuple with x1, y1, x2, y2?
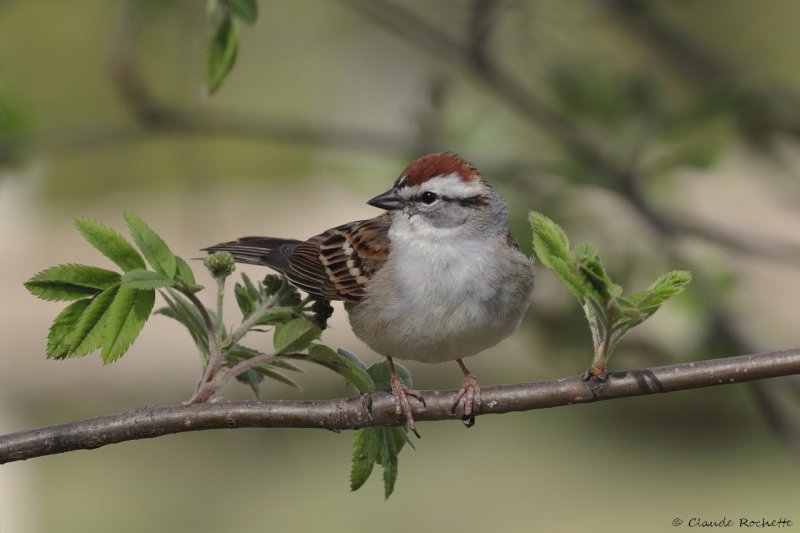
(1, 1, 799, 532)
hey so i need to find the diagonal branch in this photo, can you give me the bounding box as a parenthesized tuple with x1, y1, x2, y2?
(2, 348, 799, 464)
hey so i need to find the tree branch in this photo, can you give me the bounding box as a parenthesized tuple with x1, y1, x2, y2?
(2, 348, 799, 464)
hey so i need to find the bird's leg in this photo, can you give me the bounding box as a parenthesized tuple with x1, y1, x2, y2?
(452, 359, 482, 427)
(386, 356, 425, 438)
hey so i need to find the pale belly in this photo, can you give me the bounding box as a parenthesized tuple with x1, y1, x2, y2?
(346, 242, 534, 363)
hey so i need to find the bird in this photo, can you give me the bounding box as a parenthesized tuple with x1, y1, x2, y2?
(204, 152, 535, 436)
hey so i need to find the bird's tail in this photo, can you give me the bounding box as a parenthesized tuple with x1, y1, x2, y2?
(202, 236, 302, 266)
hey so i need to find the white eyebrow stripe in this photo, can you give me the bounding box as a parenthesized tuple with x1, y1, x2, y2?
(398, 173, 485, 199)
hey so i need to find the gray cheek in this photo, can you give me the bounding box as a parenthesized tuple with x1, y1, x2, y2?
(425, 204, 469, 228)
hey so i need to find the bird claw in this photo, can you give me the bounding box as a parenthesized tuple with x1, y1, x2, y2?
(390, 371, 424, 438)
(451, 373, 482, 423)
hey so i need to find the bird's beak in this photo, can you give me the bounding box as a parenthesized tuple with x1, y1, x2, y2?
(367, 188, 404, 210)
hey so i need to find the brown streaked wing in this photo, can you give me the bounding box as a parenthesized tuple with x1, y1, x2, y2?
(286, 234, 342, 300)
(318, 213, 391, 304)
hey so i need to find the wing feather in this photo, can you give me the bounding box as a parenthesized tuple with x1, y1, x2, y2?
(202, 213, 391, 303)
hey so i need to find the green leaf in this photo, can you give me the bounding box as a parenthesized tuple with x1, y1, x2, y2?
(226, 344, 302, 396)
(572, 243, 599, 261)
(46, 299, 91, 358)
(74, 218, 145, 272)
(206, 13, 238, 94)
(273, 317, 321, 355)
(367, 360, 412, 391)
(25, 264, 120, 301)
(336, 348, 369, 375)
(100, 287, 156, 363)
(350, 427, 381, 491)
(529, 210, 692, 373)
(123, 211, 177, 278)
(381, 427, 399, 499)
(236, 368, 262, 398)
(63, 285, 121, 357)
(252, 365, 301, 390)
(627, 270, 692, 317)
(530, 211, 571, 269)
(226, 0, 257, 23)
(121, 269, 175, 290)
(644, 270, 692, 303)
(578, 255, 614, 300)
(548, 257, 592, 302)
(307, 344, 375, 393)
(175, 256, 199, 288)
(234, 276, 256, 318)
(267, 358, 304, 373)
(157, 290, 211, 356)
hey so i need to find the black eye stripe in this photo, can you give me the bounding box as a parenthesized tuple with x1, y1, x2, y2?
(409, 193, 485, 207)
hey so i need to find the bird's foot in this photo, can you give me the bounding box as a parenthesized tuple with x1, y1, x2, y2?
(389, 371, 425, 438)
(451, 373, 482, 428)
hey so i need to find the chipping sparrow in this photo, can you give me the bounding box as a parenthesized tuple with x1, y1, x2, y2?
(205, 152, 535, 436)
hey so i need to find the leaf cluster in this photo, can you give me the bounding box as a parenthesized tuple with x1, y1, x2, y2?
(348, 362, 414, 499)
(530, 212, 691, 369)
(25, 213, 199, 363)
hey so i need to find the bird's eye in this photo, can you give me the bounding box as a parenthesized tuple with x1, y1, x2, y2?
(420, 191, 438, 204)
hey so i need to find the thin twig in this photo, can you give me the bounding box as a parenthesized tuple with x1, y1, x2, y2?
(193, 352, 282, 402)
(190, 293, 281, 403)
(215, 277, 225, 334)
(178, 287, 217, 356)
(2, 348, 799, 464)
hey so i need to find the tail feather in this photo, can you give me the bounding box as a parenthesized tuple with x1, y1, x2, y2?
(203, 236, 334, 302)
(202, 237, 302, 266)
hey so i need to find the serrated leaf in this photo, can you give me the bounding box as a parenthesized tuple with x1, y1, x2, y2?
(157, 290, 210, 355)
(549, 257, 594, 302)
(273, 317, 320, 355)
(63, 284, 121, 357)
(100, 287, 155, 363)
(626, 270, 692, 318)
(174, 256, 198, 287)
(46, 299, 91, 358)
(578, 255, 614, 300)
(234, 279, 256, 318)
(645, 270, 692, 301)
(121, 269, 175, 290)
(381, 427, 399, 499)
(530, 211, 571, 269)
(74, 218, 145, 272)
(308, 344, 374, 393)
(25, 264, 120, 301)
(207, 13, 238, 94)
(226, 0, 257, 23)
(573, 242, 598, 259)
(123, 211, 177, 278)
(350, 427, 381, 491)
(242, 272, 259, 297)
